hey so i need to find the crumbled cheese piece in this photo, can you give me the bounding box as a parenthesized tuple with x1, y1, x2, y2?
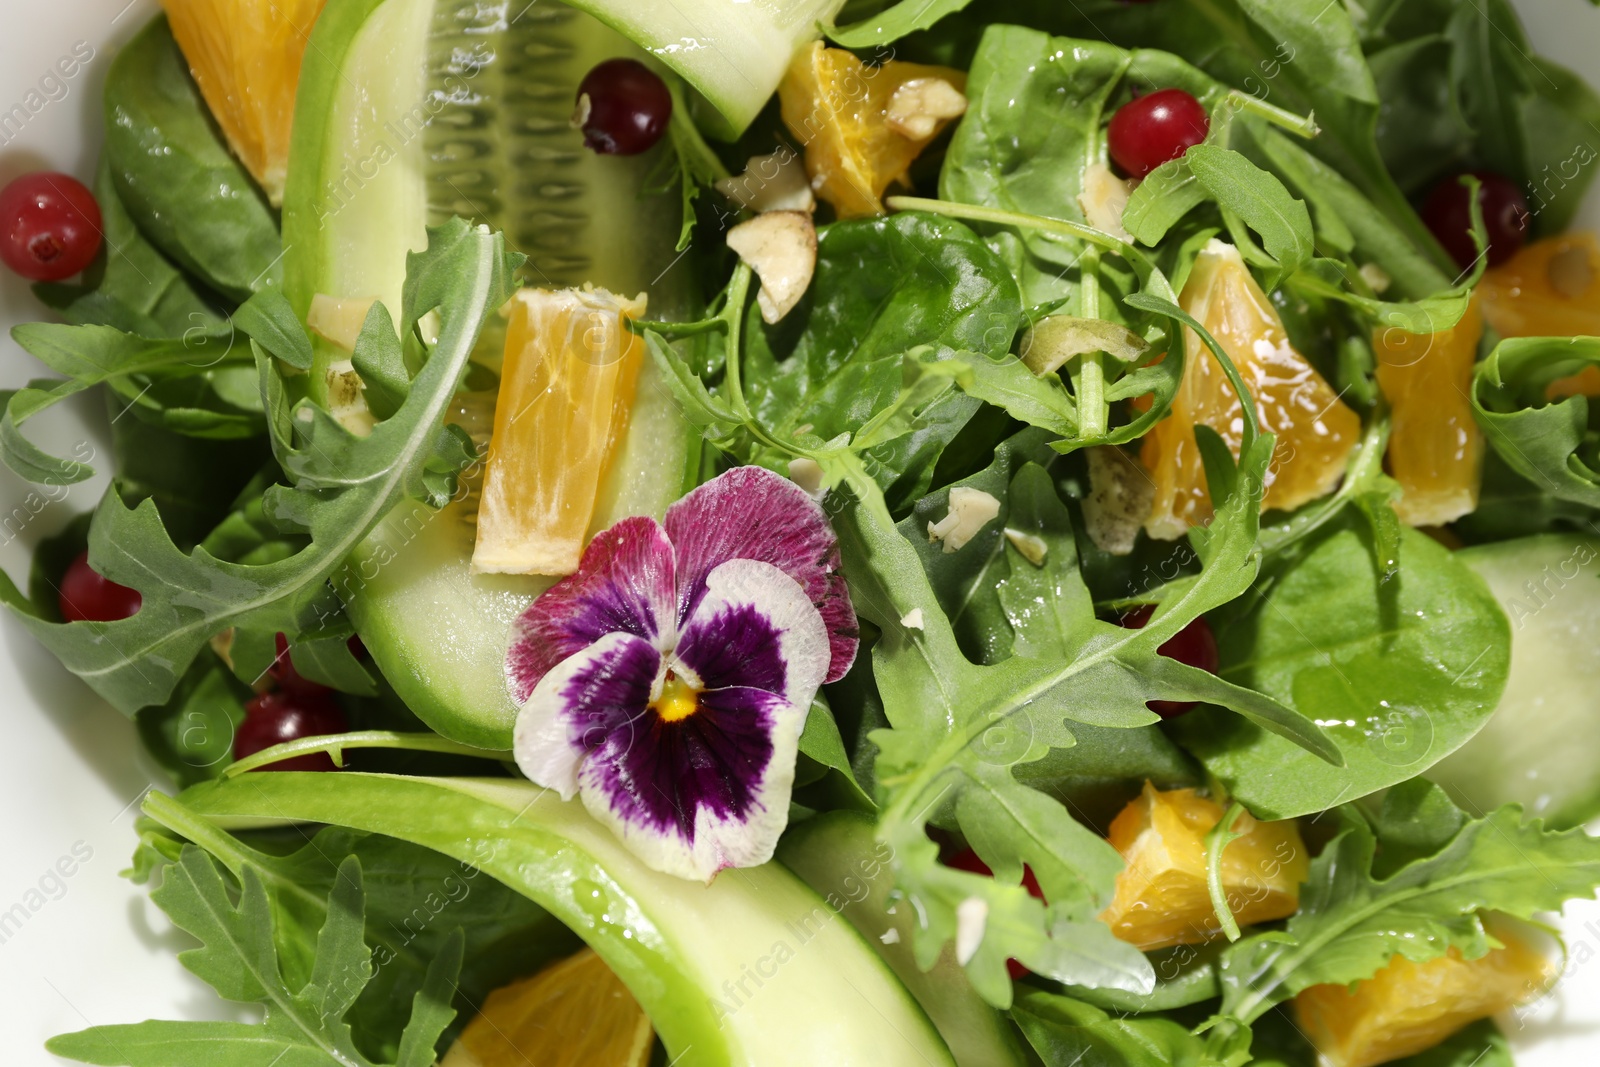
(1004, 527, 1049, 567)
(570, 92, 592, 129)
(955, 896, 989, 966)
(788, 457, 826, 500)
(1078, 161, 1134, 242)
(1020, 315, 1147, 376)
(1549, 244, 1595, 299)
(726, 211, 817, 324)
(717, 149, 815, 214)
(1358, 262, 1393, 295)
(927, 487, 1001, 553)
(1083, 446, 1155, 556)
(886, 77, 969, 140)
(900, 608, 924, 631)
(306, 294, 377, 352)
(879, 928, 901, 945)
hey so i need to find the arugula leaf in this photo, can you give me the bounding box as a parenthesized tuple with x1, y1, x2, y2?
(1365, 778, 1469, 878)
(47, 847, 461, 1067)
(1011, 988, 1215, 1067)
(1214, 801, 1600, 1023)
(0, 220, 521, 714)
(1185, 144, 1314, 289)
(1471, 336, 1600, 508)
(828, 0, 976, 48)
(104, 18, 282, 302)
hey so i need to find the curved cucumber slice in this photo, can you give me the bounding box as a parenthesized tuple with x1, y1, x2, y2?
(1432, 534, 1600, 829)
(287, 0, 700, 747)
(182, 774, 956, 1066)
(565, 0, 846, 136)
(778, 812, 1030, 1067)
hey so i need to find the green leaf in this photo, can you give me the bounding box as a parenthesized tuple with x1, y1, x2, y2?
(1366, 778, 1468, 878)
(1471, 336, 1600, 508)
(1011, 989, 1216, 1067)
(1123, 158, 1209, 247)
(1185, 144, 1314, 288)
(828, 0, 976, 47)
(1215, 802, 1600, 1022)
(0, 219, 520, 715)
(1446, 0, 1535, 188)
(930, 349, 1078, 438)
(103, 17, 282, 302)
(134, 650, 252, 788)
(232, 290, 314, 370)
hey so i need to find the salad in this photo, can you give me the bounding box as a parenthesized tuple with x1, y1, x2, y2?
(5, 0, 1600, 1063)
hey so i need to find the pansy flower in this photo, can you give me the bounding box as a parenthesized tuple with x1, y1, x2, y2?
(507, 466, 858, 882)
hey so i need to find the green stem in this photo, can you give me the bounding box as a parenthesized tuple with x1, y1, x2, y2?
(1225, 90, 1319, 139)
(1076, 247, 1108, 439)
(1205, 801, 1249, 943)
(886, 195, 1127, 255)
(224, 730, 509, 777)
(721, 263, 755, 420)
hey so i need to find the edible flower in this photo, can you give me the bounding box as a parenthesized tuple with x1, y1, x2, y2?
(507, 466, 858, 881)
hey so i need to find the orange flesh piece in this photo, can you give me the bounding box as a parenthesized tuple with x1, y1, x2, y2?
(1374, 296, 1485, 526)
(1479, 232, 1600, 399)
(445, 948, 653, 1067)
(1140, 240, 1361, 539)
(163, 0, 326, 204)
(1099, 782, 1309, 951)
(472, 288, 644, 576)
(1295, 924, 1553, 1067)
(779, 42, 966, 218)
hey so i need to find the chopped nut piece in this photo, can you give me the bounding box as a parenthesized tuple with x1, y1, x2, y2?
(787, 457, 826, 499)
(927, 487, 1001, 553)
(306, 293, 377, 352)
(1003, 527, 1049, 566)
(1078, 162, 1133, 242)
(886, 77, 968, 140)
(570, 92, 592, 130)
(1020, 315, 1148, 377)
(1358, 262, 1392, 295)
(954, 896, 988, 965)
(726, 211, 817, 324)
(899, 608, 924, 631)
(717, 149, 816, 214)
(1548, 243, 1596, 299)
(1084, 446, 1154, 556)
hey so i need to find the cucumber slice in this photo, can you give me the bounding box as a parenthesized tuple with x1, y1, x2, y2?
(778, 812, 1030, 1067)
(182, 774, 956, 1067)
(563, 0, 846, 136)
(1431, 534, 1600, 829)
(286, 0, 700, 747)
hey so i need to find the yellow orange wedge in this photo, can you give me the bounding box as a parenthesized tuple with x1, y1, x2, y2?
(472, 286, 646, 576)
(1479, 233, 1600, 399)
(1099, 782, 1308, 951)
(441, 948, 653, 1067)
(1140, 239, 1361, 539)
(1374, 296, 1485, 526)
(1295, 919, 1553, 1067)
(779, 43, 966, 218)
(162, 0, 326, 205)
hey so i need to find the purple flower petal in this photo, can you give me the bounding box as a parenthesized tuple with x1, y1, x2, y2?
(674, 558, 831, 708)
(513, 630, 661, 799)
(506, 516, 676, 704)
(665, 466, 859, 684)
(580, 684, 805, 882)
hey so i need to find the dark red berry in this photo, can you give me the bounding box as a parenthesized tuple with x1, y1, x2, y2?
(1420, 170, 1530, 271)
(574, 58, 672, 156)
(233, 690, 348, 771)
(269, 632, 332, 696)
(1117, 604, 1220, 718)
(58, 550, 141, 623)
(1107, 88, 1209, 180)
(946, 848, 1044, 980)
(0, 172, 103, 281)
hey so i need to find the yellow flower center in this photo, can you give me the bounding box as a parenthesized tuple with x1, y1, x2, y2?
(653, 672, 700, 723)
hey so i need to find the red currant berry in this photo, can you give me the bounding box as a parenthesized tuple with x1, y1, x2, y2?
(1419, 170, 1530, 270)
(573, 58, 672, 156)
(269, 632, 333, 696)
(233, 690, 349, 771)
(58, 550, 141, 623)
(1107, 88, 1209, 180)
(1117, 604, 1220, 718)
(0, 172, 103, 281)
(945, 848, 1044, 979)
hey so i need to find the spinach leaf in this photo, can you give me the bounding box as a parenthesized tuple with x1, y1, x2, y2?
(104, 17, 282, 303)
(33, 158, 223, 336)
(1011, 989, 1215, 1067)
(0, 220, 520, 715)
(1365, 777, 1468, 878)
(48, 847, 462, 1067)
(1212, 801, 1600, 1023)
(1470, 336, 1600, 508)
(134, 650, 252, 788)
(1171, 518, 1509, 818)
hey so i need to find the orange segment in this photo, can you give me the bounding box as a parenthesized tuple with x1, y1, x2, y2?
(1478, 233, 1600, 399)
(1374, 296, 1485, 526)
(442, 948, 653, 1067)
(779, 42, 966, 218)
(472, 287, 645, 576)
(1295, 919, 1553, 1067)
(1100, 782, 1309, 951)
(162, 0, 326, 205)
(1140, 240, 1361, 539)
